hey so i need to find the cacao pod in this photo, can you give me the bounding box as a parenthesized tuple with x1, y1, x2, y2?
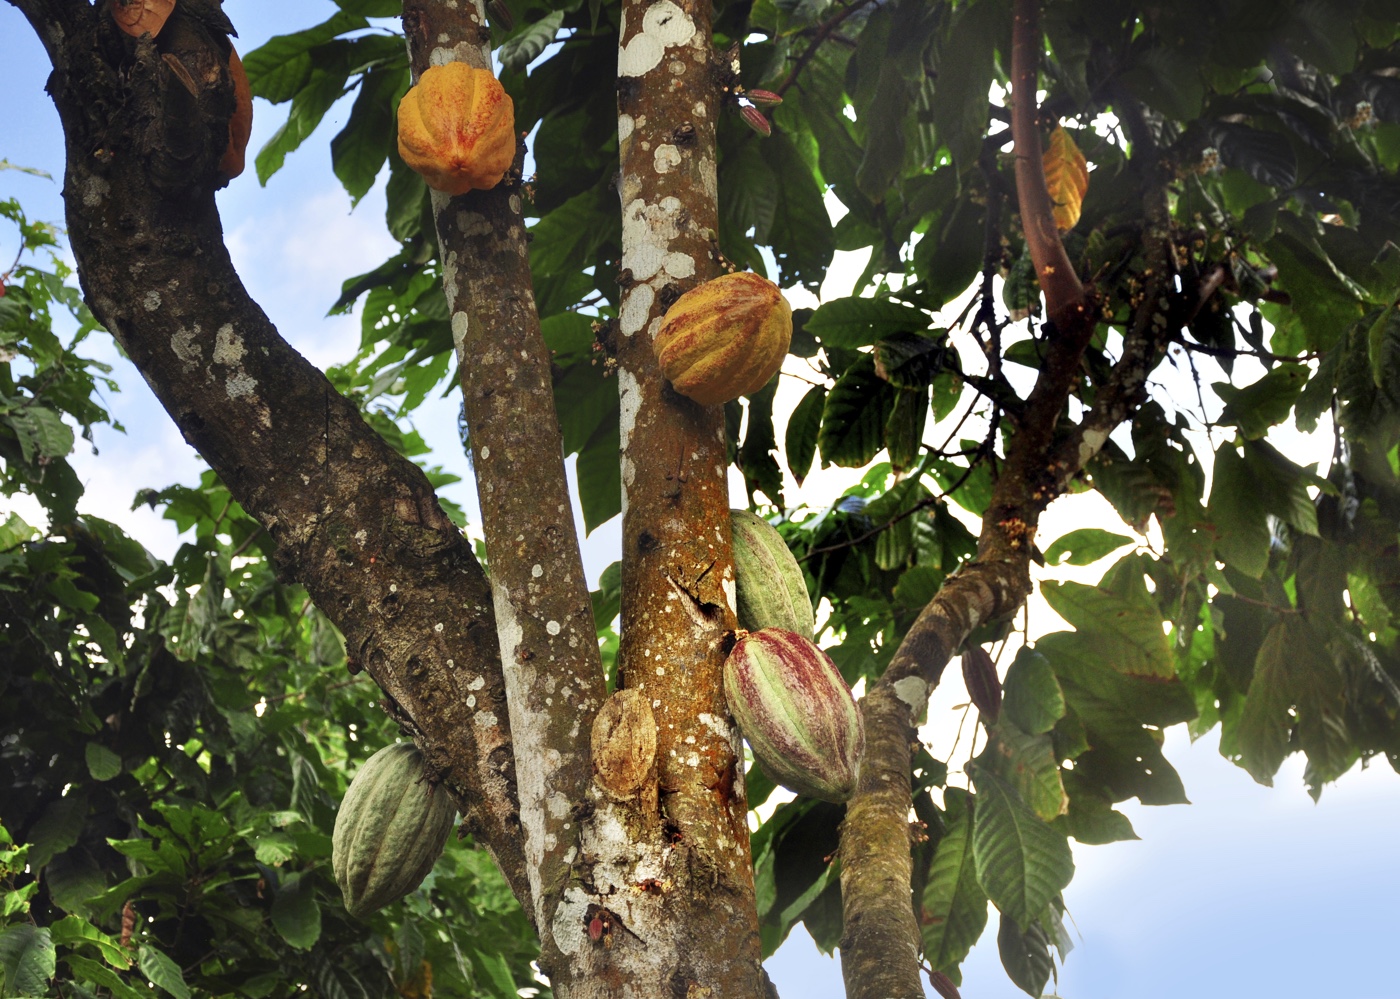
(397, 63, 516, 196)
(218, 46, 253, 182)
(332, 742, 456, 920)
(110, 0, 175, 38)
(723, 628, 863, 802)
(730, 509, 814, 638)
(653, 272, 791, 406)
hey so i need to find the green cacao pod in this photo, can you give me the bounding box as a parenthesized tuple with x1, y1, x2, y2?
(730, 509, 815, 639)
(332, 743, 456, 919)
(653, 271, 792, 406)
(723, 628, 864, 802)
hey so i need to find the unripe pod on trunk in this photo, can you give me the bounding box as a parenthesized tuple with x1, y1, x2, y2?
(653, 271, 791, 406)
(730, 509, 815, 639)
(723, 628, 863, 802)
(332, 743, 456, 920)
(397, 63, 516, 196)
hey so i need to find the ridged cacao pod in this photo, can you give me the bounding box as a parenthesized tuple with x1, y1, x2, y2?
(332, 743, 456, 920)
(723, 628, 863, 802)
(397, 63, 516, 196)
(653, 272, 792, 406)
(218, 46, 253, 182)
(730, 509, 814, 639)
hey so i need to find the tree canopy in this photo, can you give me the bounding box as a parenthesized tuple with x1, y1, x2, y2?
(4, 0, 1400, 997)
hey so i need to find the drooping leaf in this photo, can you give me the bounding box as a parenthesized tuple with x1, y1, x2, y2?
(920, 789, 989, 981)
(1042, 126, 1089, 231)
(970, 768, 1074, 932)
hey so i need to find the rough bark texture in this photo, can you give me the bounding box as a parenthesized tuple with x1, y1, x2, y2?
(581, 0, 769, 994)
(400, 1, 607, 973)
(13, 0, 527, 902)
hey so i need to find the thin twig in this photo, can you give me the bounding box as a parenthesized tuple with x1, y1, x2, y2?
(774, 0, 880, 96)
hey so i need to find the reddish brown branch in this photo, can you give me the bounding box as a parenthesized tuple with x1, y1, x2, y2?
(774, 0, 879, 96)
(1010, 0, 1083, 326)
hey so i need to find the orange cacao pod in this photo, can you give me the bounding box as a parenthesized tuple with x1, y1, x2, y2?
(218, 46, 253, 182)
(110, 0, 175, 38)
(397, 63, 516, 196)
(653, 272, 792, 406)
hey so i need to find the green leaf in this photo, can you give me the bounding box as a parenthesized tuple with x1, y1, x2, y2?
(137, 944, 190, 999)
(818, 355, 898, 467)
(1042, 528, 1133, 566)
(241, 13, 367, 103)
(576, 420, 621, 534)
(931, 0, 1006, 172)
(873, 331, 947, 388)
(1002, 648, 1065, 736)
(84, 743, 122, 781)
(498, 11, 565, 73)
(997, 913, 1053, 997)
(920, 789, 988, 980)
(1207, 441, 1271, 578)
(785, 385, 826, 485)
(8, 406, 75, 463)
(885, 387, 928, 471)
(806, 297, 930, 349)
(979, 722, 1068, 823)
(1039, 579, 1174, 679)
(1367, 304, 1400, 388)
(473, 949, 520, 999)
(1057, 771, 1139, 845)
(761, 131, 835, 291)
(47, 916, 129, 970)
(270, 876, 322, 951)
(1235, 619, 1296, 785)
(27, 793, 87, 870)
(1213, 364, 1308, 440)
(63, 954, 146, 999)
(0, 925, 55, 997)
(0, 512, 36, 550)
(330, 67, 407, 206)
(913, 196, 985, 311)
(255, 70, 352, 185)
(970, 768, 1074, 932)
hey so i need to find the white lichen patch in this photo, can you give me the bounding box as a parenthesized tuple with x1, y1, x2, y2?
(653, 143, 682, 174)
(618, 368, 642, 446)
(552, 886, 592, 956)
(429, 42, 483, 67)
(455, 211, 493, 238)
(1078, 427, 1108, 467)
(225, 372, 257, 399)
(82, 175, 109, 208)
(451, 311, 471, 357)
(213, 324, 246, 366)
(142, 291, 162, 312)
(721, 576, 737, 615)
(618, 282, 655, 339)
(893, 676, 929, 713)
(621, 196, 685, 281)
(547, 620, 562, 636)
(474, 710, 498, 728)
(617, 0, 695, 78)
(618, 113, 635, 143)
(169, 327, 201, 370)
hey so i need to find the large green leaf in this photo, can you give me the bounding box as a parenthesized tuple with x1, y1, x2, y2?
(1207, 441, 1271, 578)
(806, 298, 931, 349)
(920, 789, 988, 982)
(997, 913, 1054, 998)
(1039, 578, 1174, 679)
(970, 769, 1074, 932)
(1235, 619, 1297, 785)
(241, 12, 368, 103)
(137, 944, 191, 999)
(817, 355, 898, 467)
(0, 925, 55, 997)
(1001, 649, 1066, 736)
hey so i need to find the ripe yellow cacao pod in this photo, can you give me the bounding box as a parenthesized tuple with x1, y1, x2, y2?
(653, 272, 792, 406)
(397, 63, 516, 196)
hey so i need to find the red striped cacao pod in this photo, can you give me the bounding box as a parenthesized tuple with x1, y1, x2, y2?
(723, 628, 863, 802)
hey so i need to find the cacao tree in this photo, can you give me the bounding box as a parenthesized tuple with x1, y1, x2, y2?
(4, 0, 1400, 997)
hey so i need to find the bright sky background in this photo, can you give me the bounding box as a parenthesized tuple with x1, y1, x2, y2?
(4, 3, 1399, 997)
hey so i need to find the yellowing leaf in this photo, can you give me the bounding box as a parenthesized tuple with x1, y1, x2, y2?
(1042, 126, 1088, 232)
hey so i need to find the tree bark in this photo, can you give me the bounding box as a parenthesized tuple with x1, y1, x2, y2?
(400, 1, 608, 976)
(13, 0, 528, 902)
(551, 0, 771, 994)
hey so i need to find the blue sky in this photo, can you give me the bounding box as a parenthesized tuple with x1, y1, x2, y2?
(4, 3, 1399, 997)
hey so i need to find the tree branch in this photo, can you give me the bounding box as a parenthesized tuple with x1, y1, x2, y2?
(1009, 0, 1083, 326)
(22, 2, 527, 901)
(774, 0, 880, 96)
(400, 0, 606, 963)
